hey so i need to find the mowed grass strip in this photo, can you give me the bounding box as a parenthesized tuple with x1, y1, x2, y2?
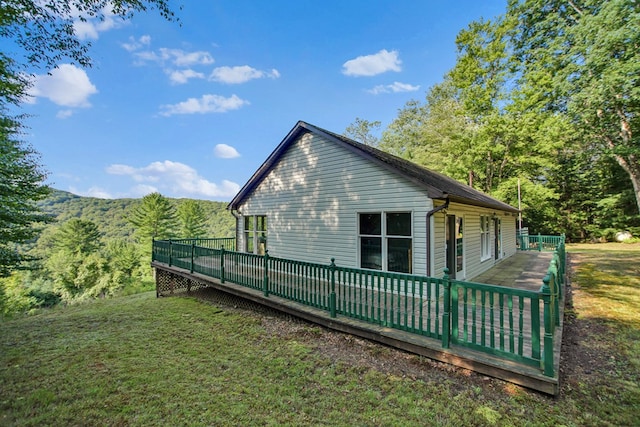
(0, 243, 638, 426)
(565, 242, 640, 420)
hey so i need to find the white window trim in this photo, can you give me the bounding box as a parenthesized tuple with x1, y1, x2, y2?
(480, 215, 491, 262)
(495, 217, 503, 260)
(244, 215, 267, 255)
(357, 211, 413, 273)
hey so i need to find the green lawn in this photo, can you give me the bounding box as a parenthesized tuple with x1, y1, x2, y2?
(1, 244, 639, 426)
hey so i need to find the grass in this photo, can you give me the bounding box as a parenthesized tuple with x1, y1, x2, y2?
(566, 242, 640, 391)
(1, 243, 639, 426)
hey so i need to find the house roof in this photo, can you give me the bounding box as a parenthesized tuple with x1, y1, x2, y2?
(228, 121, 519, 213)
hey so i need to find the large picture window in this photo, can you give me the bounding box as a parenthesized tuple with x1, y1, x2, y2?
(244, 215, 267, 255)
(480, 215, 491, 260)
(359, 212, 412, 273)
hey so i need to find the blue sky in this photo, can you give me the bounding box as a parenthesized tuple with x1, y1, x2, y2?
(14, 1, 506, 201)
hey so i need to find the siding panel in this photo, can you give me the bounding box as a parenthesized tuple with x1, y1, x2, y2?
(236, 131, 517, 280)
(238, 133, 432, 273)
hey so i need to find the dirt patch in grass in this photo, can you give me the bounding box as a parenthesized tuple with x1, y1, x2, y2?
(190, 288, 540, 397)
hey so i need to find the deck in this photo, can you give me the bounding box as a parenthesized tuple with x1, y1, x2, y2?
(152, 250, 564, 395)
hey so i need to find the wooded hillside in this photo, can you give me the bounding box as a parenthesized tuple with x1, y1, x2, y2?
(38, 189, 235, 240)
(0, 190, 236, 316)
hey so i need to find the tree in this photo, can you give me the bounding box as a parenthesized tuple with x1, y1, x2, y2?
(508, 0, 640, 213)
(0, 118, 50, 277)
(344, 118, 382, 146)
(177, 200, 208, 238)
(0, 1, 178, 278)
(52, 218, 102, 255)
(104, 239, 140, 278)
(127, 192, 178, 242)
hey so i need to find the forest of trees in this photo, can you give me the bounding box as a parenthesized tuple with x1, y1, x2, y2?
(2, 1, 638, 315)
(345, 0, 639, 242)
(0, 190, 234, 316)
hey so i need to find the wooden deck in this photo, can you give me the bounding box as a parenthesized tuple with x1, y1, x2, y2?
(153, 251, 564, 395)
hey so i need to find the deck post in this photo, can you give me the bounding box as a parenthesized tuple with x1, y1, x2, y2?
(263, 250, 270, 297)
(550, 258, 560, 326)
(442, 268, 451, 349)
(190, 243, 195, 273)
(168, 239, 173, 267)
(538, 233, 543, 252)
(541, 275, 555, 377)
(220, 246, 225, 283)
(330, 258, 337, 318)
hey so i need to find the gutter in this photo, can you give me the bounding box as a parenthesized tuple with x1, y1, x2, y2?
(426, 198, 449, 277)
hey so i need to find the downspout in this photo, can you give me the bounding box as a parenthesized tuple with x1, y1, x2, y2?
(231, 209, 241, 251)
(426, 198, 449, 277)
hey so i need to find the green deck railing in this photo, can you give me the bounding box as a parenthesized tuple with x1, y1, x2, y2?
(517, 233, 565, 252)
(169, 237, 236, 251)
(449, 277, 543, 368)
(152, 236, 566, 377)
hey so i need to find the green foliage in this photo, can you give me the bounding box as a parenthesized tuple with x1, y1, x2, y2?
(0, 117, 50, 277)
(1, 1, 176, 88)
(104, 239, 141, 278)
(177, 199, 208, 238)
(344, 117, 382, 146)
(0, 1, 179, 310)
(52, 218, 102, 255)
(127, 192, 178, 242)
(378, 0, 640, 239)
(1, 189, 235, 314)
(509, 0, 640, 212)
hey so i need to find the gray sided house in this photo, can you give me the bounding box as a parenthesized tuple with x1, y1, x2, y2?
(228, 121, 519, 281)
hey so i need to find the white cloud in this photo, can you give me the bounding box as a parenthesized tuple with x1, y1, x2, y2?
(134, 48, 214, 67)
(342, 49, 402, 77)
(209, 65, 280, 84)
(214, 144, 240, 159)
(29, 64, 98, 107)
(167, 69, 205, 85)
(130, 184, 159, 197)
(69, 186, 114, 199)
(107, 160, 240, 198)
(122, 35, 152, 52)
(367, 81, 420, 95)
(159, 94, 249, 116)
(56, 109, 74, 119)
(73, 7, 123, 40)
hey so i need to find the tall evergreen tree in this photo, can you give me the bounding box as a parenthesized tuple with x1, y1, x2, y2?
(128, 193, 178, 242)
(0, 118, 50, 277)
(177, 200, 208, 238)
(52, 218, 102, 256)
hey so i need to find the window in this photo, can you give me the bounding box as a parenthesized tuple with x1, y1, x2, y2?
(480, 215, 491, 260)
(244, 215, 267, 255)
(359, 212, 412, 273)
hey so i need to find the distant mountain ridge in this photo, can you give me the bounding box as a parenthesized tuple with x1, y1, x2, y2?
(38, 189, 235, 240)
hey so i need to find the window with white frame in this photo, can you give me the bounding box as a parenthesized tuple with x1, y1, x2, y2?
(244, 215, 267, 255)
(480, 215, 491, 260)
(359, 212, 412, 273)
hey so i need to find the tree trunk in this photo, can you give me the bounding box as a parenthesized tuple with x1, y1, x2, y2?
(604, 124, 640, 214)
(612, 152, 640, 214)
